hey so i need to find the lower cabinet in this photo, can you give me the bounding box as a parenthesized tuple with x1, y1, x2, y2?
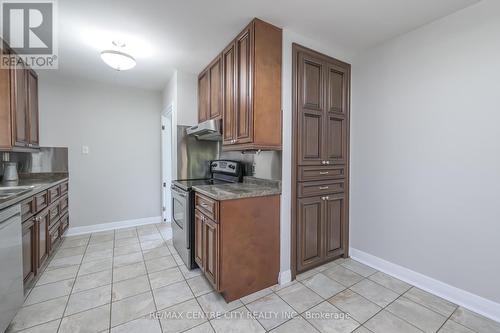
(22, 219, 36, 285)
(20, 180, 69, 290)
(194, 211, 204, 268)
(194, 210, 219, 290)
(203, 218, 219, 287)
(297, 193, 345, 272)
(194, 192, 280, 302)
(36, 208, 49, 269)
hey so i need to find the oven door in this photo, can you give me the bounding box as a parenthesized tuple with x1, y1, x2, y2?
(171, 186, 190, 251)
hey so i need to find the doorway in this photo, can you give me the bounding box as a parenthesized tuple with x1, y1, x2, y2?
(161, 105, 173, 222)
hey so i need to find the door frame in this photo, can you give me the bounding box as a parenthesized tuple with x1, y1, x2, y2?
(291, 43, 351, 279)
(161, 104, 174, 222)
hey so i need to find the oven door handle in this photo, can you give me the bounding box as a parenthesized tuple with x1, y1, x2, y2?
(171, 187, 187, 197)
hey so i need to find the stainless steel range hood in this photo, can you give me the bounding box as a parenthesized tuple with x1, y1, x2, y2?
(186, 119, 222, 141)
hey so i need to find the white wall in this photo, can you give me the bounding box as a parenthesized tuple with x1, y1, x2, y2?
(351, 0, 500, 309)
(280, 29, 354, 281)
(38, 74, 163, 228)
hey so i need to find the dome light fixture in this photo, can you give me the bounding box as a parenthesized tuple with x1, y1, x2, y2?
(100, 41, 136, 71)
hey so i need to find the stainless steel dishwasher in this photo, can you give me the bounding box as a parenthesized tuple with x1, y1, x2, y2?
(0, 205, 23, 332)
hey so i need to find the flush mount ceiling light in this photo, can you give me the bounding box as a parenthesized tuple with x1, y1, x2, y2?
(100, 41, 136, 71)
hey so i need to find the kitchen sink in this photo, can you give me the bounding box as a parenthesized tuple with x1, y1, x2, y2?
(0, 186, 36, 200)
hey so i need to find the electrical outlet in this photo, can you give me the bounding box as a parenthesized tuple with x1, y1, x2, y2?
(82, 145, 89, 154)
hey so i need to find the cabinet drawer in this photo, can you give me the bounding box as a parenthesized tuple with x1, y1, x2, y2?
(48, 203, 60, 228)
(59, 213, 69, 235)
(49, 222, 61, 253)
(298, 180, 345, 198)
(195, 193, 219, 222)
(59, 194, 68, 213)
(60, 181, 69, 195)
(298, 166, 345, 182)
(21, 197, 36, 221)
(48, 185, 61, 204)
(34, 191, 49, 213)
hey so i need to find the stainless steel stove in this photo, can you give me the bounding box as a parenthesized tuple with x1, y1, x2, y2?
(171, 160, 243, 269)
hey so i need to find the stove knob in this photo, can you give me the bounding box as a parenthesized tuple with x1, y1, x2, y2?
(229, 165, 235, 170)
(212, 163, 218, 168)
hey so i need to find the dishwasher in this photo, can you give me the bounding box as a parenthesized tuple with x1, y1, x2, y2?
(0, 205, 23, 333)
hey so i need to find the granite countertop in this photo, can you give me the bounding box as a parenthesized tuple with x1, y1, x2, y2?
(0, 173, 69, 211)
(192, 177, 281, 201)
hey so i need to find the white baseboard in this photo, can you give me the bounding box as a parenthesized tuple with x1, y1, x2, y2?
(350, 248, 500, 323)
(65, 216, 163, 236)
(279, 270, 292, 285)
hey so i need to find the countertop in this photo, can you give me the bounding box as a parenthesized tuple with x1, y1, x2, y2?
(0, 173, 69, 211)
(192, 177, 281, 201)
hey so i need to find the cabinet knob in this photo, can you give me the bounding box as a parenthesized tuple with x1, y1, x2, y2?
(326, 161, 331, 165)
(321, 161, 326, 165)
(322, 196, 330, 201)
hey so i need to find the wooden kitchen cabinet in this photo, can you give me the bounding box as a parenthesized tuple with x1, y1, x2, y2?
(222, 42, 236, 145)
(224, 19, 282, 150)
(297, 194, 345, 272)
(0, 40, 40, 150)
(27, 69, 39, 147)
(22, 219, 37, 285)
(198, 55, 222, 122)
(197, 18, 282, 150)
(194, 192, 280, 302)
(36, 208, 50, 269)
(292, 44, 350, 275)
(203, 217, 219, 287)
(194, 211, 204, 268)
(19, 180, 70, 291)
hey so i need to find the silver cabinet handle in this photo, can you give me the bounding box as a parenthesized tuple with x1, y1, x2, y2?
(321, 161, 326, 165)
(319, 172, 329, 175)
(326, 161, 331, 165)
(319, 186, 329, 190)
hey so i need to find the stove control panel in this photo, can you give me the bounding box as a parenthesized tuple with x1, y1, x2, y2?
(210, 160, 241, 175)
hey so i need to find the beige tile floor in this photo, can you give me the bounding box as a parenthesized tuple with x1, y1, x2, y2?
(7, 223, 500, 333)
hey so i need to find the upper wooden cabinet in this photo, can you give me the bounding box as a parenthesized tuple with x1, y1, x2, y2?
(296, 47, 349, 166)
(198, 18, 282, 150)
(198, 55, 222, 122)
(0, 42, 40, 150)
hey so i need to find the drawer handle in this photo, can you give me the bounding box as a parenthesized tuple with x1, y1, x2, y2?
(319, 172, 329, 175)
(201, 203, 208, 208)
(319, 186, 329, 190)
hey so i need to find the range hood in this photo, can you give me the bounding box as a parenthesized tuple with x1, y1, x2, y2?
(186, 119, 222, 141)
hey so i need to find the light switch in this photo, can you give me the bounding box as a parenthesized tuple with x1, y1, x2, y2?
(82, 145, 89, 154)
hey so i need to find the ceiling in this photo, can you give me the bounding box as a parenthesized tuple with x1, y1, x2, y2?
(52, 0, 481, 91)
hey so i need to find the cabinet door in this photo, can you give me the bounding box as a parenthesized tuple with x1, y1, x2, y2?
(324, 65, 347, 164)
(323, 195, 344, 259)
(209, 56, 222, 120)
(27, 69, 39, 147)
(0, 45, 12, 148)
(36, 209, 49, 269)
(203, 218, 219, 289)
(194, 211, 204, 269)
(198, 70, 210, 122)
(297, 196, 324, 272)
(297, 52, 325, 165)
(22, 219, 37, 284)
(234, 25, 253, 144)
(222, 43, 236, 145)
(11, 58, 29, 147)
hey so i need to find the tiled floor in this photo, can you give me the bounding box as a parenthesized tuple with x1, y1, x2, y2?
(8, 223, 500, 333)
